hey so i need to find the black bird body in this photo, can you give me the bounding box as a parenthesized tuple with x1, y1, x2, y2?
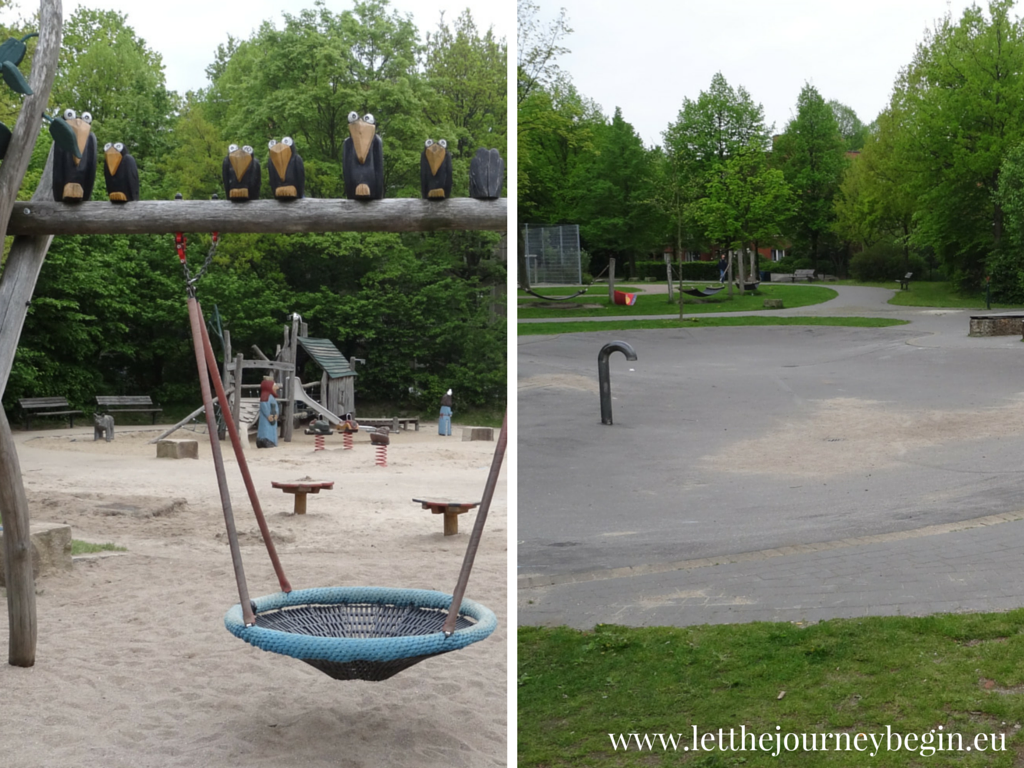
(469, 148, 504, 199)
(343, 113, 383, 200)
(268, 137, 305, 199)
(420, 139, 452, 200)
(103, 142, 139, 202)
(222, 144, 261, 200)
(52, 110, 97, 202)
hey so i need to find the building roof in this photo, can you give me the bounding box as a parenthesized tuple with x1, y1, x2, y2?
(296, 337, 357, 379)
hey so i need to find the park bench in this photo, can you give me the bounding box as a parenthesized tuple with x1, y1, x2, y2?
(898, 272, 913, 290)
(18, 396, 83, 430)
(95, 395, 163, 424)
(793, 269, 816, 282)
(357, 416, 420, 432)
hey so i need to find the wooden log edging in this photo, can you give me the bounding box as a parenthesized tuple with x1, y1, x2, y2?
(7, 197, 508, 236)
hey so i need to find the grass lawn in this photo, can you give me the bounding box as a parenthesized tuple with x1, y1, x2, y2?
(71, 540, 126, 555)
(518, 285, 838, 319)
(519, 614, 1024, 766)
(831, 280, 1024, 310)
(518, 316, 908, 336)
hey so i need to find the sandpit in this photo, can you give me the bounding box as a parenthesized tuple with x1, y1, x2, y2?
(0, 422, 507, 768)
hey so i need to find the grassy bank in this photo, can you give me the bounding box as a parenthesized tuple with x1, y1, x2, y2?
(518, 316, 908, 336)
(519, 614, 1024, 766)
(517, 285, 838, 318)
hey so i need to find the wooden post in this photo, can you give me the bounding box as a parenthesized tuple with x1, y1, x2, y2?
(665, 252, 674, 302)
(221, 328, 232, 391)
(0, 0, 63, 668)
(738, 247, 746, 296)
(232, 353, 243, 427)
(608, 257, 616, 303)
(283, 315, 299, 443)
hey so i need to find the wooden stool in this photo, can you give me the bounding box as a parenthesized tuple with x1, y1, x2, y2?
(413, 499, 480, 536)
(272, 480, 334, 515)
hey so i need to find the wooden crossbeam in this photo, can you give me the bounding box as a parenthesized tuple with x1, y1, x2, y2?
(7, 197, 507, 236)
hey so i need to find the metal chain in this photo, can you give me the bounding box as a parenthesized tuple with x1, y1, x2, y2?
(177, 230, 220, 295)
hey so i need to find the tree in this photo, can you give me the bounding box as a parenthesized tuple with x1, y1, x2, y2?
(774, 82, 848, 272)
(516, 0, 571, 105)
(828, 99, 868, 151)
(896, 0, 1024, 284)
(662, 72, 773, 269)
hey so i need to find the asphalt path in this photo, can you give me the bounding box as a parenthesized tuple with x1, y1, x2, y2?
(518, 285, 1024, 628)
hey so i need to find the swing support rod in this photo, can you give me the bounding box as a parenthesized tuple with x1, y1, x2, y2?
(186, 292, 256, 626)
(197, 300, 292, 594)
(443, 410, 507, 635)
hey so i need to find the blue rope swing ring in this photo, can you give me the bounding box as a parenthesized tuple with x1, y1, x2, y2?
(225, 586, 497, 681)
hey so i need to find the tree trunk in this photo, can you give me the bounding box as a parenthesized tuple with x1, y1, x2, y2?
(726, 250, 733, 298)
(0, 0, 64, 668)
(737, 247, 746, 296)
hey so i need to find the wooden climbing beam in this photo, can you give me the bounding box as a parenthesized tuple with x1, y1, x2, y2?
(6, 197, 507, 236)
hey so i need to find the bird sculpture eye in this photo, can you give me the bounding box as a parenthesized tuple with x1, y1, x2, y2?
(104, 142, 113, 151)
(363, 114, 375, 125)
(282, 136, 293, 147)
(347, 111, 359, 123)
(424, 139, 434, 147)
(114, 142, 124, 152)
(439, 139, 447, 149)
(268, 139, 277, 149)
(228, 143, 239, 153)
(63, 108, 76, 120)
(81, 112, 92, 124)
(242, 145, 254, 155)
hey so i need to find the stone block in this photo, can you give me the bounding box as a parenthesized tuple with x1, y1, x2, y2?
(462, 427, 494, 442)
(157, 439, 198, 459)
(763, 299, 784, 309)
(0, 522, 73, 585)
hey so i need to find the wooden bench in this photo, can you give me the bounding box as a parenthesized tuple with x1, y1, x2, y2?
(793, 269, 816, 282)
(95, 395, 163, 424)
(898, 272, 913, 290)
(18, 397, 83, 430)
(272, 480, 333, 515)
(357, 416, 420, 432)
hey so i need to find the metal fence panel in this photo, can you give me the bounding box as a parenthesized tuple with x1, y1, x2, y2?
(523, 224, 581, 285)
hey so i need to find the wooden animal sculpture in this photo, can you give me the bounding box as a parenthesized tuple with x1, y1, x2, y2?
(102, 141, 139, 202)
(222, 143, 261, 201)
(342, 112, 383, 200)
(469, 148, 504, 199)
(52, 109, 97, 202)
(93, 413, 114, 442)
(420, 139, 452, 200)
(267, 136, 304, 199)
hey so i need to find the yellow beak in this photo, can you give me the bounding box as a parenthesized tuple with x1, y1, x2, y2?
(70, 118, 91, 166)
(349, 121, 375, 164)
(425, 143, 446, 175)
(105, 146, 122, 176)
(229, 148, 252, 180)
(269, 142, 292, 180)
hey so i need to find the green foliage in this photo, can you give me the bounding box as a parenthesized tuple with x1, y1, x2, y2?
(1, 0, 507, 418)
(849, 241, 926, 282)
(633, 260, 718, 281)
(774, 83, 848, 270)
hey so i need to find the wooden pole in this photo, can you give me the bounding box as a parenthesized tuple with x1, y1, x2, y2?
(7, 197, 507, 236)
(283, 315, 299, 443)
(608, 257, 616, 303)
(0, 0, 63, 668)
(232, 352, 244, 428)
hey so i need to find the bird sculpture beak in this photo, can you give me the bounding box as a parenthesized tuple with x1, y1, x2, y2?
(105, 145, 121, 176)
(349, 120, 375, 164)
(69, 117, 91, 166)
(269, 142, 291, 181)
(229, 147, 252, 180)
(425, 142, 446, 175)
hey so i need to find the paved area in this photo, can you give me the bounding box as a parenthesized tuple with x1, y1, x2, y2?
(518, 285, 1024, 629)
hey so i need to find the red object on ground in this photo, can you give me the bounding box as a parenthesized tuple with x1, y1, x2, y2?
(613, 290, 637, 306)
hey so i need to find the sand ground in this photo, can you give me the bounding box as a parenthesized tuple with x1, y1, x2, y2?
(0, 420, 507, 768)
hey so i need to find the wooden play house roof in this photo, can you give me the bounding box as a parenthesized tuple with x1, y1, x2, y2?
(296, 337, 357, 379)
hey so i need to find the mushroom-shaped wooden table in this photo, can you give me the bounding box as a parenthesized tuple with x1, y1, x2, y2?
(412, 498, 481, 536)
(272, 480, 334, 515)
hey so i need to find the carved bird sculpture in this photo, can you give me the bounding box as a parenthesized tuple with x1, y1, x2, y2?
(267, 136, 304, 199)
(52, 109, 97, 202)
(342, 112, 383, 200)
(222, 143, 261, 201)
(102, 141, 139, 203)
(420, 139, 452, 200)
(469, 148, 504, 199)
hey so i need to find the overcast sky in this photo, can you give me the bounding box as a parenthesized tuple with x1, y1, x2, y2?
(544, 0, 1017, 146)
(0, 0, 511, 96)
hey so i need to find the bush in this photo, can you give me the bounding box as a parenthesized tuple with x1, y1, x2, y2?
(985, 249, 1024, 304)
(850, 243, 929, 283)
(634, 260, 719, 281)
